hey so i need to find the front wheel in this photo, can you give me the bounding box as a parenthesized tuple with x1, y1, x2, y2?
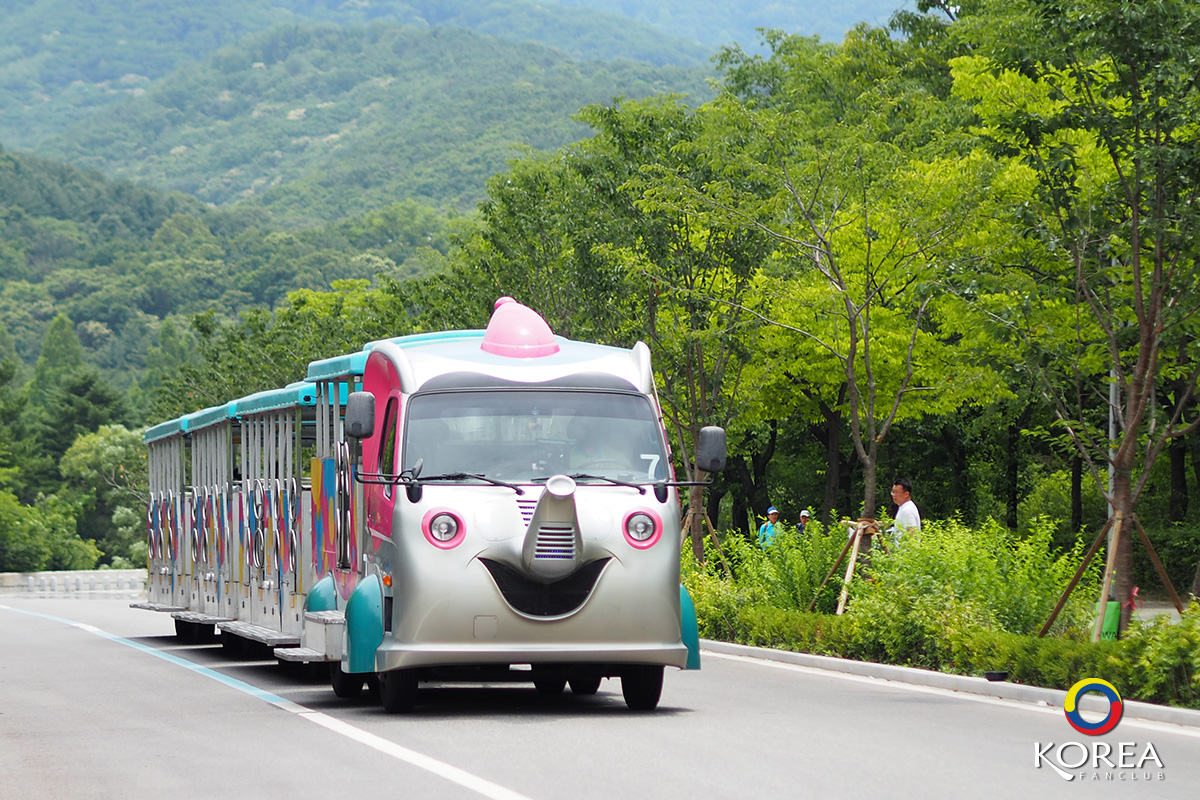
(621, 665, 663, 711)
(380, 669, 418, 713)
(329, 662, 364, 699)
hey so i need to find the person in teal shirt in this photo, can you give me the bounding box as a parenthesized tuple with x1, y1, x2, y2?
(757, 506, 780, 547)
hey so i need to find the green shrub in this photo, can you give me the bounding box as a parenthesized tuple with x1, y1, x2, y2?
(684, 519, 852, 614)
(1119, 602, 1200, 707)
(685, 517, 1200, 708)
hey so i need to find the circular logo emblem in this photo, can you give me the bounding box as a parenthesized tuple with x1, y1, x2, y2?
(1064, 678, 1123, 735)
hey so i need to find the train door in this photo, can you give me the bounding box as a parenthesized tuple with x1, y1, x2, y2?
(144, 421, 185, 610)
(275, 398, 310, 637)
(179, 425, 197, 612)
(229, 384, 315, 637)
(189, 417, 232, 617)
(309, 361, 365, 606)
(242, 409, 277, 630)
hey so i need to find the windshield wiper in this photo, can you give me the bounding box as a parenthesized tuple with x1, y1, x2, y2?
(418, 472, 525, 495)
(532, 474, 646, 494)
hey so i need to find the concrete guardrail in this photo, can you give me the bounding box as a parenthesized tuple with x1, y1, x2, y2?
(0, 569, 147, 597)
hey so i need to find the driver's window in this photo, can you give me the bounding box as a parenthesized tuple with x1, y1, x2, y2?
(378, 398, 398, 498)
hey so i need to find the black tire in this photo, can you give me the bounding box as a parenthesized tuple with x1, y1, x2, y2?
(220, 632, 244, 656)
(380, 669, 419, 713)
(195, 624, 215, 643)
(621, 665, 663, 711)
(533, 678, 566, 697)
(569, 675, 602, 696)
(329, 662, 365, 699)
(174, 619, 194, 641)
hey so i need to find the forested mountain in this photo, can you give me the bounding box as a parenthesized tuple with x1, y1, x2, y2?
(0, 146, 453, 388)
(553, 0, 909, 47)
(33, 24, 711, 224)
(0, 0, 711, 152)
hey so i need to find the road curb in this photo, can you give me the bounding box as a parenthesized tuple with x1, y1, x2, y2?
(700, 638, 1200, 729)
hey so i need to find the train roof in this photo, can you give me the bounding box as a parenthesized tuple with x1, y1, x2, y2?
(180, 402, 234, 433)
(305, 330, 486, 382)
(144, 417, 185, 444)
(368, 299, 653, 394)
(231, 382, 318, 416)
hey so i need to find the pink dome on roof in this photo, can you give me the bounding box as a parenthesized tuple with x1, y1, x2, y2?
(480, 297, 560, 358)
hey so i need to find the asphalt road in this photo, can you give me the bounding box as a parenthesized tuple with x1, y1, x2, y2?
(2, 598, 1197, 800)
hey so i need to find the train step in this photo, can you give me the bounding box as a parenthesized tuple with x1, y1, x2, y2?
(299, 610, 345, 661)
(274, 646, 333, 663)
(217, 620, 301, 648)
(171, 610, 234, 625)
(130, 601, 186, 612)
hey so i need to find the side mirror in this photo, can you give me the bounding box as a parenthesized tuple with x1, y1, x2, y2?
(695, 426, 727, 474)
(345, 392, 376, 440)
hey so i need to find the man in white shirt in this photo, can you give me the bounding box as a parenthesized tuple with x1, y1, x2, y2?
(890, 477, 921, 533)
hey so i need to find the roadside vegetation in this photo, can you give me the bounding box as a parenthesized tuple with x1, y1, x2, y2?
(685, 519, 1200, 708)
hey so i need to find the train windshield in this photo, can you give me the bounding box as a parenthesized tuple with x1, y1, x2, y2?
(403, 390, 668, 483)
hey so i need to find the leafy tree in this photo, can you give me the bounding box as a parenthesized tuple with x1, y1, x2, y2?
(949, 0, 1200, 631)
(0, 490, 48, 572)
(151, 279, 416, 419)
(29, 313, 86, 397)
(656, 28, 1005, 521)
(0, 488, 99, 571)
(59, 424, 147, 564)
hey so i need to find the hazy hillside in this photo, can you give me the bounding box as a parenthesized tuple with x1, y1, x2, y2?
(0, 0, 710, 152)
(0, 145, 454, 384)
(552, 0, 910, 50)
(35, 24, 711, 224)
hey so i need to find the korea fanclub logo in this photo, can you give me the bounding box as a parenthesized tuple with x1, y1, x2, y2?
(1034, 679, 1165, 782)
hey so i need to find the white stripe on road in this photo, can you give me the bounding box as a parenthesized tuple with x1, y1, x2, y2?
(1, 605, 535, 800)
(703, 650, 1200, 740)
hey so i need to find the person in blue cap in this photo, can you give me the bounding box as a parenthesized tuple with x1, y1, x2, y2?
(757, 506, 780, 548)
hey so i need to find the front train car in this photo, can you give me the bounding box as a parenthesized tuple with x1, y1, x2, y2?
(339, 298, 719, 712)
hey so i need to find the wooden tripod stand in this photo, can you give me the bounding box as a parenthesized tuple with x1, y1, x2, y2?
(1038, 511, 1188, 641)
(807, 518, 884, 615)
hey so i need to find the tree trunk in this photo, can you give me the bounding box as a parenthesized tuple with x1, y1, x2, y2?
(817, 394, 844, 527)
(689, 482, 706, 563)
(1112, 471, 1135, 633)
(944, 423, 969, 522)
(731, 493, 749, 538)
(862, 440, 879, 519)
(1169, 436, 1188, 522)
(1190, 433, 1200, 503)
(1070, 454, 1082, 533)
(706, 481, 726, 536)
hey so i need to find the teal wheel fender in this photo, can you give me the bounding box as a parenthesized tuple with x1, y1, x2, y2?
(344, 574, 383, 674)
(680, 584, 701, 670)
(305, 573, 338, 613)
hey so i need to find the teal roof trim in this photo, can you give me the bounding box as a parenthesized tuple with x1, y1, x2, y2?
(306, 331, 492, 383)
(144, 417, 185, 444)
(233, 382, 317, 416)
(181, 402, 233, 433)
(306, 351, 368, 382)
(368, 330, 486, 350)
